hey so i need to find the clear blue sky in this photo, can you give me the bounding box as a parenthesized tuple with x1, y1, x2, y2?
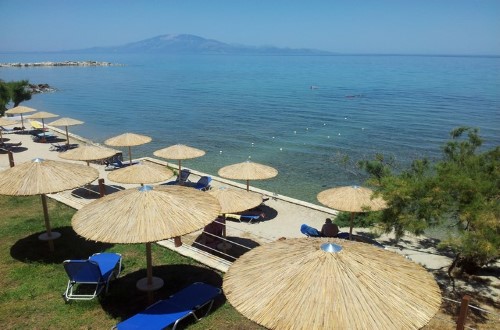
(1, 0, 499, 55)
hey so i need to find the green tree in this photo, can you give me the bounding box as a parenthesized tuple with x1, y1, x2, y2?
(0, 80, 33, 116)
(0, 81, 10, 116)
(361, 127, 499, 274)
(7, 80, 31, 107)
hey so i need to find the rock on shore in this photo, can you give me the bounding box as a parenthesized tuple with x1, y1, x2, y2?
(28, 83, 56, 94)
(0, 61, 116, 68)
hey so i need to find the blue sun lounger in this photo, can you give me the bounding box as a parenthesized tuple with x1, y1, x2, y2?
(63, 252, 122, 302)
(115, 282, 221, 330)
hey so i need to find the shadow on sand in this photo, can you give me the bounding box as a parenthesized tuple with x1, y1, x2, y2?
(70, 184, 125, 200)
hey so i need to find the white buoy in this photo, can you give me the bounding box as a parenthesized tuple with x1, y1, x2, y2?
(327, 136, 330, 138)
(279, 148, 283, 151)
(294, 131, 297, 134)
(338, 133, 341, 136)
(219, 150, 222, 153)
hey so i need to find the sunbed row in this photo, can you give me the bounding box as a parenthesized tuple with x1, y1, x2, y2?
(63, 252, 221, 330)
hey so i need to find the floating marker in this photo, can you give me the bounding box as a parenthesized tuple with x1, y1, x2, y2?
(294, 131, 297, 134)
(220, 150, 222, 153)
(338, 133, 341, 136)
(344, 117, 347, 120)
(279, 148, 283, 151)
(327, 136, 330, 138)
(323, 123, 326, 126)
(272, 136, 275, 139)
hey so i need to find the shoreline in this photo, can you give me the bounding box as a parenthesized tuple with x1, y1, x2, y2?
(2, 120, 499, 304)
(0, 61, 118, 68)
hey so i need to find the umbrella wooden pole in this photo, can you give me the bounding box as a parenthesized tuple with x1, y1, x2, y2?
(65, 126, 69, 146)
(41, 194, 55, 252)
(146, 242, 153, 286)
(246, 180, 250, 191)
(349, 212, 356, 240)
(128, 146, 132, 165)
(177, 160, 183, 185)
(20, 114, 25, 131)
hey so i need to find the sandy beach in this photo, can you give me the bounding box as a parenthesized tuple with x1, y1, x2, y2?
(1, 121, 499, 307)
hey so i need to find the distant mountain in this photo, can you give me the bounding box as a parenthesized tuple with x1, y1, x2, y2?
(66, 34, 334, 55)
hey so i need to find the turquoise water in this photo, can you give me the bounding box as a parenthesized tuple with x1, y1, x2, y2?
(1, 53, 499, 203)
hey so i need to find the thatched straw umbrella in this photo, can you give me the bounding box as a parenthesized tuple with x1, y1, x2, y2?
(153, 144, 205, 183)
(208, 186, 263, 214)
(0, 117, 19, 142)
(104, 133, 152, 165)
(27, 111, 59, 132)
(5, 105, 36, 131)
(218, 160, 278, 191)
(48, 117, 84, 146)
(58, 145, 119, 166)
(317, 185, 387, 240)
(108, 161, 174, 186)
(208, 186, 263, 236)
(72, 185, 220, 291)
(224, 238, 441, 330)
(0, 158, 98, 251)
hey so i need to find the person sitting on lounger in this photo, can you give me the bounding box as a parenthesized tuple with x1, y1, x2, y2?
(321, 218, 339, 237)
(300, 218, 339, 238)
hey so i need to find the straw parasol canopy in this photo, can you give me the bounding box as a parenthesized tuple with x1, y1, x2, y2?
(317, 185, 387, 240)
(0, 117, 19, 142)
(27, 111, 59, 132)
(108, 161, 174, 185)
(5, 105, 36, 130)
(153, 144, 205, 180)
(104, 133, 152, 165)
(72, 185, 220, 291)
(208, 186, 263, 214)
(58, 145, 118, 165)
(224, 238, 441, 330)
(48, 117, 84, 146)
(218, 160, 278, 191)
(0, 158, 98, 251)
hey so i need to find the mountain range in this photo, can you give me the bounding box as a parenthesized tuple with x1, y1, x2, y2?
(67, 34, 334, 55)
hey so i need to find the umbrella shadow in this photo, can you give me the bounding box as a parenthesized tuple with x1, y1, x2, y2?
(0, 146, 28, 154)
(100, 264, 224, 322)
(10, 226, 113, 264)
(224, 204, 278, 225)
(193, 233, 260, 261)
(70, 184, 126, 200)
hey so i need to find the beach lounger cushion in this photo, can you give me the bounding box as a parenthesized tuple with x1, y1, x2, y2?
(50, 143, 79, 152)
(32, 132, 57, 142)
(115, 282, 221, 330)
(63, 252, 122, 302)
(194, 176, 212, 191)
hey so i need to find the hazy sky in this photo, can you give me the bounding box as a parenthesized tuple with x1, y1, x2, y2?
(1, 0, 499, 55)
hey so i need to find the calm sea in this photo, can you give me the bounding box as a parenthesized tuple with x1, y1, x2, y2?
(1, 53, 499, 203)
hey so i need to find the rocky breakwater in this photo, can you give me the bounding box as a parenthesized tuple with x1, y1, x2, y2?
(0, 61, 116, 67)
